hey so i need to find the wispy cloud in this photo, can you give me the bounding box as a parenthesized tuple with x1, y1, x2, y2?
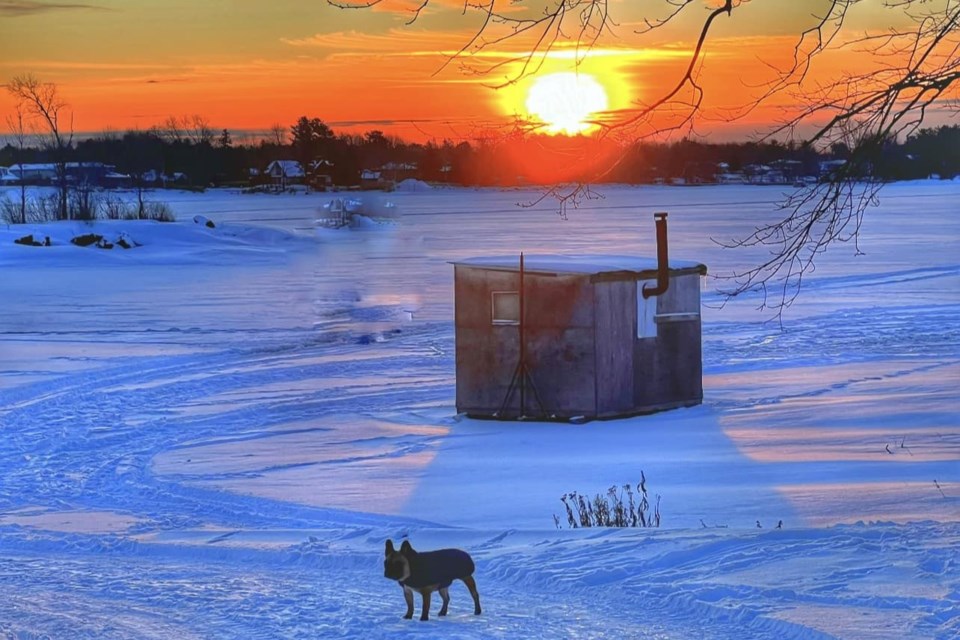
(336, 0, 483, 16)
(0, 57, 411, 88)
(0, 1, 109, 17)
(283, 29, 692, 63)
(0, 60, 172, 71)
(281, 28, 460, 55)
(425, 46, 696, 62)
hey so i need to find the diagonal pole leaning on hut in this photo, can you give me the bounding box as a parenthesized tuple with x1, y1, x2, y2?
(497, 213, 672, 420)
(495, 211, 670, 420)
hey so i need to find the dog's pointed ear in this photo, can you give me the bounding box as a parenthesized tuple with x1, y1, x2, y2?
(400, 540, 413, 554)
(385, 539, 395, 556)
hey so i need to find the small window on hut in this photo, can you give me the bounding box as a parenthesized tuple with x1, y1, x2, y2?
(491, 291, 520, 325)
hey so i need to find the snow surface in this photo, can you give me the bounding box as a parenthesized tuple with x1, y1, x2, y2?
(394, 179, 433, 192)
(0, 183, 958, 639)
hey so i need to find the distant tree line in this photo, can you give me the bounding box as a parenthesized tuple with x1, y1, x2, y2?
(3, 117, 958, 191)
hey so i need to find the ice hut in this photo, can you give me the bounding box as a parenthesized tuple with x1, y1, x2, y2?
(453, 213, 707, 421)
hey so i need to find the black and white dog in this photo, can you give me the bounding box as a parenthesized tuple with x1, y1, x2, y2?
(383, 539, 482, 621)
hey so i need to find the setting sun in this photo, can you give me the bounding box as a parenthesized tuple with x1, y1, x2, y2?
(525, 72, 608, 135)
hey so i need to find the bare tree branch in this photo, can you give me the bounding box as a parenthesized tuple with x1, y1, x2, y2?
(329, 0, 960, 320)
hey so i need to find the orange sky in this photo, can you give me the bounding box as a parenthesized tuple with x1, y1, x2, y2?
(0, 0, 951, 143)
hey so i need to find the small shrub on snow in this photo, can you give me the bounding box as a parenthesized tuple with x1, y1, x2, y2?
(101, 195, 138, 220)
(143, 201, 176, 222)
(556, 471, 661, 529)
(69, 185, 101, 221)
(0, 195, 23, 224)
(27, 194, 59, 222)
(101, 197, 175, 221)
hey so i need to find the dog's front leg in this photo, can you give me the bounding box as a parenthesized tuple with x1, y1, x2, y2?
(402, 585, 414, 619)
(419, 588, 432, 621)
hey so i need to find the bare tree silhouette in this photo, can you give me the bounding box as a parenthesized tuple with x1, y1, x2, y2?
(3, 100, 32, 224)
(7, 74, 74, 220)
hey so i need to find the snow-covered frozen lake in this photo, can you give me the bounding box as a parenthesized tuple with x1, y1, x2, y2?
(1, 182, 957, 638)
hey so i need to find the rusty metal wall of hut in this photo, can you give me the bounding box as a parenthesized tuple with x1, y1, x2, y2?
(633, 273, 703, 410)
(455, 266, 513, 414)
(524, 271, 596, 416)
(593, 279, 637, 417)
(454, 266, 597, 417)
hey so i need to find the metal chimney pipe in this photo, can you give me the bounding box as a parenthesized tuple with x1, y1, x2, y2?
(642, 212, 670, 299)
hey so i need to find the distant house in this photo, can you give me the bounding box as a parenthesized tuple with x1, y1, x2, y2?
(440, 163, 453, 183)
(65, 162, 113, 184)
(6, 163, 57, 183)
(265, 160, 305, 189)
(379, 161, 418, 183)
(360, 169, 383, 189)
(763, 169, 787, 184)
(770, 159, 806, 182)
(166, 172, 189, 186)
(743, 164, 788, 184)
(716, 172, 746, 184)
(819, 159, 847, 178)
(2, 162, 117, 185)
(682, 161, 719, 184)
(715, 161, 749, 184)
(102, 172, 132, 189)
(310, 159, 334, 189)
